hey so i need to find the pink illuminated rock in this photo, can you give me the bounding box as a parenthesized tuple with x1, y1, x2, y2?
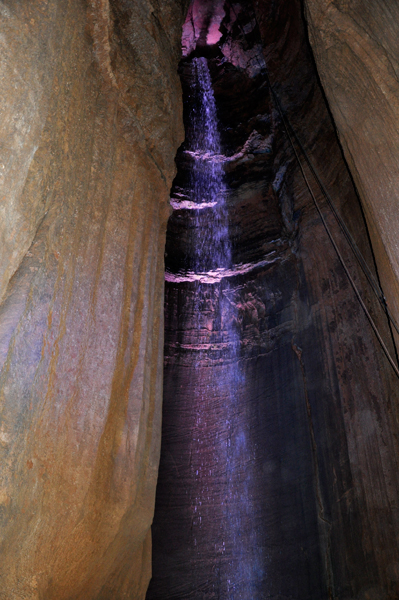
(182, 0, 225, 55)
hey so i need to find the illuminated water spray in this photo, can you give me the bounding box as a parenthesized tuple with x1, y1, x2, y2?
(186, 57, 230, 274)
(166, 56, 264, 598)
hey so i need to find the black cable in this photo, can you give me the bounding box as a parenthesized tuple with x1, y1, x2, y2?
(226, 1, 399, 378)
(275, 95, 399, 379)
(267, 77, 399, 338)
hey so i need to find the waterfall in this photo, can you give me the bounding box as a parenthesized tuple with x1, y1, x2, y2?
(187, 57, 230, 275)
(149, 56, 265, 600)
(178, 57, 263, 598)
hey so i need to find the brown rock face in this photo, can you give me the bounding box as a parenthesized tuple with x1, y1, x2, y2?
(148, 1, 399, 599)
(3, 0, 399, 598)
(0, 1, 186, 598)
(303, 0, 399, 346)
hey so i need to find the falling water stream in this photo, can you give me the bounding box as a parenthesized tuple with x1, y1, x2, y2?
(188, 57, 230, 274)
(163, 57, 264, 598)
(149, 10, 370, 597)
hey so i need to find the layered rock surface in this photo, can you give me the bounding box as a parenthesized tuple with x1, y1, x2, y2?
(0, 1, 187, 598)
(2, 0, 399, 598)
(303, 0, 399, 347)
(148, 1, 399, 598)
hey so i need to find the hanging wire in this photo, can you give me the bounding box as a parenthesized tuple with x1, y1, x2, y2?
(266, 72, 399, 338)
(226, 1, 399, 379)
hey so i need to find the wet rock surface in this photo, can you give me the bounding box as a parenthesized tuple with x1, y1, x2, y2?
(148, 1, 399, 599)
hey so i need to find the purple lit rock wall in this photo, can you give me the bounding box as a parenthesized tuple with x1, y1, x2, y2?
(148, 1, 399, 599)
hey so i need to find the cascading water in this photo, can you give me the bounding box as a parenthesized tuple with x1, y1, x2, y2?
(170, 57, 231, 277)
(149, 3, 369, 597)
(148, 57, 264, 599)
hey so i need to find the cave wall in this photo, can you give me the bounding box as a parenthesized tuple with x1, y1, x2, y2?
(253, 3, 399, 594)
(303, 0, 399, 345)
(149, 1, 399, 598)
(0, 1, 187, 598)
(2, 0, 399, 598)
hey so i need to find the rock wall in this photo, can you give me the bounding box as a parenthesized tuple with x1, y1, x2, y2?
(253, 2, 399, 594)
(0, 1, 186, 598)
(3, 0, 399, 598)
(149, 1, 399, 598)
(303, 0, 399, 346)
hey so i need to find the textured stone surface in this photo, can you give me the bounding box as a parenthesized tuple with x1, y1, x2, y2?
(0, 0, 186, 598)
(148, 1, 399, 598)
(3, 0, 399, 598)
(303, 0, 399, 345)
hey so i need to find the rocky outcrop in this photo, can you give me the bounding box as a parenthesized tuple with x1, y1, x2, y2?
(303, 0, 399, 347)
(0, 1, 186, 598)
(3, 0, 399, 598)
(148, 1, 399, 598)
